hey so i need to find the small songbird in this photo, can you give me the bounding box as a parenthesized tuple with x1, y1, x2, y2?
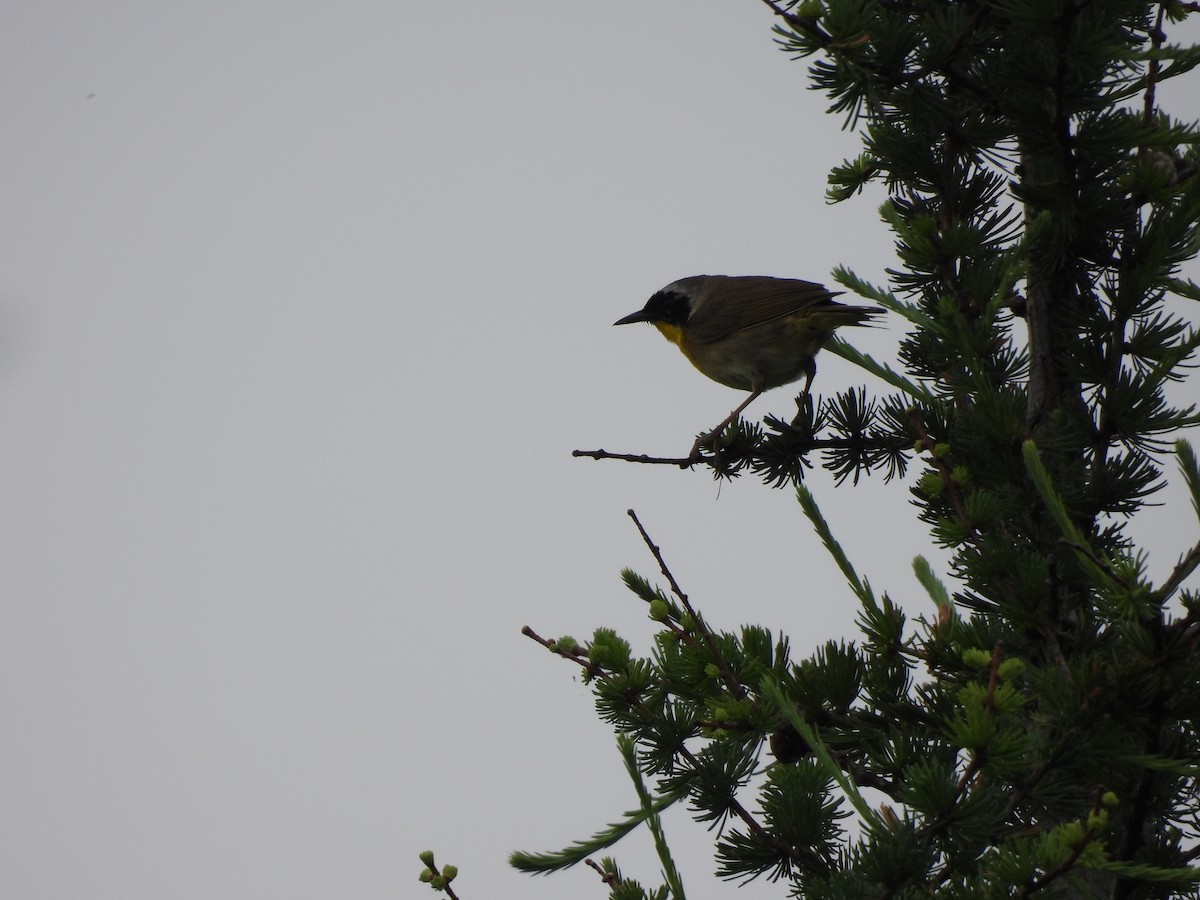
(614, 275, 880, 454)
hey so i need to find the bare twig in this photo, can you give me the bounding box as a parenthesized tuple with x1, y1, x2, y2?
(985, 641, 1004, 710)
(573, 435, 900, 469)
(1142, 4, 1168, 128)
(573, 448, 697, 468)
(626, 509, 748, 700)
(585, 858, 619, 887)
(521, 626, 604, 679)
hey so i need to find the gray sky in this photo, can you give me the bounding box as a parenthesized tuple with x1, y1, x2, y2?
(3, 3, 1198, 898)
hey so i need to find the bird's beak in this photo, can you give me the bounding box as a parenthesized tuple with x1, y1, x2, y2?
(613, 309, 652, 326)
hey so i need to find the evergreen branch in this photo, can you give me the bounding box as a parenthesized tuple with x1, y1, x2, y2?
(1179, 439, 1200, 522)
(521, 626, 605, 679)
(509, 784, 689, 874)
(795, 485, 877, 612)
(525, 611, 701, 703)
(1087, 859, 1200, 884)
(677, 745, 789, 860)
(927, 646, 1005, 865)
(1166, 275, 1200, 301)
(1021, 829, 1098, 897)
(797, 486, 910, 664)
(825, 337, 939, 405)
(759, 678, 885, 830)
(1114, 752, 1200, 776)
(892, 1, 993, 93)
(527, 628, 785, 869)
(757, 0, 832, 45)
(998, 763, 1050, 824)
(912, 555, 954, 616)
(417, 851, 462, 899)
(532, 568, 788, 871)
(619, 735, 687, 900)
(831, 266, 936, 330)
(573, 434, 906, 471)
(1097, 182, 1143, 482)
(1154, 539, 1200, 605)
(1023, 792, 1146, 898)
(1022, 441, 1130, 592)
(911, 410, 978, 540)
(627, 509, 748, 700)
(929, 754, 988, 839)
(1181, 842, 1200, 865)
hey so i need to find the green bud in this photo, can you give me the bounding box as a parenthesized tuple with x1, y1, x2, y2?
(648, 598, 670, 621)
(419, 850, 435, 866)
(917, 472, 943, 497)
(588, 629, 631, 669)
(1078, 840, 1106, 865)
(1057, 821, 1085, 847)
(990, 683, 1027, 714)
(1102, 791, 1119, 808)
(419, 869, 433, 883)
(442, 865, 458, 881)
(962, 648, 992, 668)
(997, 658, 1026, 680)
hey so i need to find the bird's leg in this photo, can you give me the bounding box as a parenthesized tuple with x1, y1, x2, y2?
(790, 361, 817, 426)
(690, 382, 763, 459)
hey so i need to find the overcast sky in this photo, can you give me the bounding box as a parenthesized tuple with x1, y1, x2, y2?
(3, 3, 1198, 899)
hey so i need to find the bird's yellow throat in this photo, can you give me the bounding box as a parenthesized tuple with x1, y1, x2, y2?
(653, 322, 684, 346)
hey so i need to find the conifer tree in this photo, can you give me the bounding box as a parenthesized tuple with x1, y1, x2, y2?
(427, 2, 1200, 898)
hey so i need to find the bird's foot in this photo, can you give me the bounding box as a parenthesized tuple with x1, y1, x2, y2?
(790, 391, 814, 428)
(688, 428, 722, 463)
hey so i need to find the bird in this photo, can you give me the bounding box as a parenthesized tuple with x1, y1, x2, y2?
(613, 275, 880, 456)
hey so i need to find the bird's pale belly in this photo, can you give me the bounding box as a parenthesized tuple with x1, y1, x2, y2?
(681, 319, 831, 391)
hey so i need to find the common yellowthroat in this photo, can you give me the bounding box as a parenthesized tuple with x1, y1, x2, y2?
(614, 275, 880, 454)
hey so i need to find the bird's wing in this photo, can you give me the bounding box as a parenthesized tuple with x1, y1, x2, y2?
(685, 277, 844, 344)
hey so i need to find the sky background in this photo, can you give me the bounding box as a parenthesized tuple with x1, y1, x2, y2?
(3, 3, 1198, 899)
